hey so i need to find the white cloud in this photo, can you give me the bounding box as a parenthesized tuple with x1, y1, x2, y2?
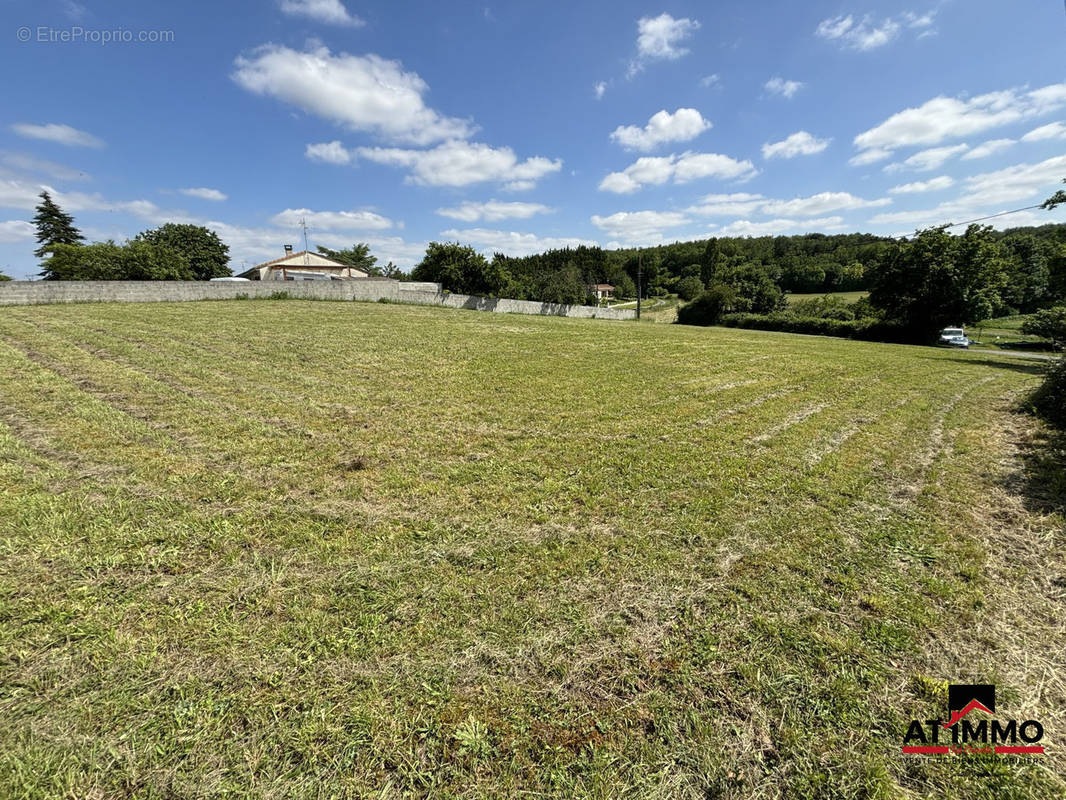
(884, 143, 969, 172)
(435, 200, 553, 223)
(594, 81, 607, 100)
(1021, 121, 1066, 142)
(501, 179, 537, 193)
(305, 140, 353, 164)
(0, 152, 89, 181)
(903, 11, 937, 31)
(961, 138, 1016, 160)
(590, 210, 690, 244)
(0, 220, 34, 243)
(0, 179, 180, 224)
(869, 155, 1066, 227)
(888, 176, 955, 194)
(270, 207, 395, 231)
(232, 44, 475, 146)
(357, 140, 562, 188)
(964, 154, 1066, 207)
(759, 192, 890, 217)
(853, 82, 1066, 156)
(610, 108, 711, 152)
(700, 74, 721, 88)
(10, 123, 104, 148)
(716, 216, 846, 237)
(762, 131, 830, 159)
(815, 14, 901, 51)
(687, 193, 766, 217)
(764, 77, 804, 99)
(179, 187, 227, 202)
(629, 13, 700, 76)
(278, 0, 364, 26)
(685, 191, 889, 219)
(867, 203, 971, 227)
(849, 148, 893, 167)
(599, 151, 757, 193)
(439, 228, 597, 256)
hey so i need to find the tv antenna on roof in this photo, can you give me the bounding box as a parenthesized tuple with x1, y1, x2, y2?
(299, 217, 311, 264)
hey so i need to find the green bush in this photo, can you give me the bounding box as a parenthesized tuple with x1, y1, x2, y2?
(1021, 306, 1066, 348)
(719, 313, 866, 338)
(676, 283, 737, 326)
(43, 241, 193, 280)
(676, 276, 705, 301)
(789, 296, 856, 321)
(1030, 358, 1066, 429)
(712, 313, 920, 343)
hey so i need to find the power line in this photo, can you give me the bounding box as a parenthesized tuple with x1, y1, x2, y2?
(938, 203, 1045, 230)
(893, 202, 1050, 240)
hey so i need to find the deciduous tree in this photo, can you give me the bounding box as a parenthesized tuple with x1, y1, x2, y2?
(44, 240, 193, 281)
(869, 225, 1007, 337)
(136, 224, 230, 280)
(412, 242, 509, 296)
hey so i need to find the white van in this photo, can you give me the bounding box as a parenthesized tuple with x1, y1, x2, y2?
(938, 327, 970, 348)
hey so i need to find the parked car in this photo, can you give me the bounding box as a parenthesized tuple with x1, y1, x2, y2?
(938, 327, 970, 348)
(209, 276, 251, 282)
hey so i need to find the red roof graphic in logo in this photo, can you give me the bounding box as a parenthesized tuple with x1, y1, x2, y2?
(944, 684, 996, 729)
(943, 698, 994, 729)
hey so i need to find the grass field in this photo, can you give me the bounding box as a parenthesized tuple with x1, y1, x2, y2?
(1, 301, 1063, 798)
(969, 315, 1048, 349)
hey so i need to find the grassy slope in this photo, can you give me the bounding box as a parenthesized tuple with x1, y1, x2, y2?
(0, 301, 1062, 799)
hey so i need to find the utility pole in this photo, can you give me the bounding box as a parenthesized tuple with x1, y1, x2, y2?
(636, 251, 642, 320)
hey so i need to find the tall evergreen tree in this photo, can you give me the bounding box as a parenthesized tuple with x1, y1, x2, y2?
(316, 243, 378, 275)
(33, 192, 84, 272)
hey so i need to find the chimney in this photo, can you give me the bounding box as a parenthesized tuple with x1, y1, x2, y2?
(284, 244, 293, 256)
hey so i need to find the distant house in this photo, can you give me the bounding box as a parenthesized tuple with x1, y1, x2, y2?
(589, 283, 615, 301)
(236, 249, 369, 281)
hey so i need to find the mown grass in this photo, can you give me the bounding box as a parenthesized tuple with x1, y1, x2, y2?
(970, 315, 1047, 350)
(0, 301, 1063, 799)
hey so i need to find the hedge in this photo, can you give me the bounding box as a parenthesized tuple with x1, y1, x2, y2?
(713, 313, 923, 344)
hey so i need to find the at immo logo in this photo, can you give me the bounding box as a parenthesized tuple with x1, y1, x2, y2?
(902, 684, 1045, 756)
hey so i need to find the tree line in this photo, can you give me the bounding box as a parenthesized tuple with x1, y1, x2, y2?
(22, 184, 1066, 347)
(32, 191, 232, 281)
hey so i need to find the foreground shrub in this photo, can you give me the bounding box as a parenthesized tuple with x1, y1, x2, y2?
(1030, 358, 1066, 429)
(1021, 306, 1066, 349)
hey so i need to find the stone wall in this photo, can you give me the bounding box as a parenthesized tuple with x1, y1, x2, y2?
(0, 280, 637, 321)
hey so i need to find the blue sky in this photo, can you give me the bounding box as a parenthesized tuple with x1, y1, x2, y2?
(1, 0, 1064, 278)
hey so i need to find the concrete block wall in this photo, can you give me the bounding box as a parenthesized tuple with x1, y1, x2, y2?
(0, 280, 412, 305)
(0, 280, 637, 321)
